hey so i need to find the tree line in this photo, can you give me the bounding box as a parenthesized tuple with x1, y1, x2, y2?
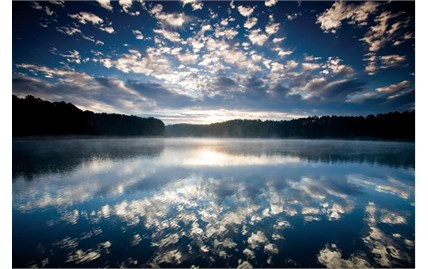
(165, 111, 415, 141)
(13, 95, 414, 140)
(13, 95, 165, 136)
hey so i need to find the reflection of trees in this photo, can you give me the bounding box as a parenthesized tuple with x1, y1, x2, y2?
(13, 138, 165, 180)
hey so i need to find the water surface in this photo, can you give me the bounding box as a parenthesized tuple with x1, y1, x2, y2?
(12, 138, 415, 268)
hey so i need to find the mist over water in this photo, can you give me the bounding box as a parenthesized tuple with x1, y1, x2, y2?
(12, 138, 415, 268)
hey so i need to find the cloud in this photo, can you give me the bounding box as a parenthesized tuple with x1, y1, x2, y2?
(264, 243, 279, 255)
(153, 28, 182, 42)
(66, 249, 101, 264)
(97, 0, 113, 11)
(265, 22, 280, 35)
(119, 0, 133, 13)
(13, 65, 152, 116)
(379, 54, 407, 69)
(244, 17, 258, 29)
(287, 13, 300, 21)
(237, 261, 253, 269)
(69, 12, 104, 25)
(99, 26, 115, 34)
(302, 62, 321, 71)
(45, 6, 54, 16)
(51, 49, 82, 64)
(16, 63, 78, 78)
(379, 211, 407, 225)
(317, 1, 379, 33)
(237, 5, 255, 17)
(49, 0, 64, 6)
(247, 231, 268, 249)
(375, 80, 410, 93)
(359, 11, 409, 74)
(317, 244, 371, 268)
(181, 0, 203, 11)
(265, 0, 278, 7)
(324, 57, 355, 77)
(248, 29, 269, 46)
(154, 11, 190, 27)
(132, 29, 144, 40)
(31, 2, 43, 10)
(272, 37, 285, 43)
(56, 26, 81, 36)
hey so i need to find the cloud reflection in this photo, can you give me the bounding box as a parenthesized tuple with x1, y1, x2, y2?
(12, 138, 414, 267)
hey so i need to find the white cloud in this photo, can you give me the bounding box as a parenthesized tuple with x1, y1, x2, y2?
(52, 49, 82, 64)
(66, 249, 101, 264)
(244, 17, 258, 29)
(132, 29, 144, 40)
(45, 6, 54, 16)
(317, 244, 371, 268)
(277, 49, 293, 57)
(16, 63, 79, 78)
(237, 261, 253, 269)
(119, 0, 139, 15)
(243, 248, 255, 259)
(153, 28, 182, 43)
(155, 12, 189, 27)
(325, 57, 354, 76)
(181, 0, 203, 11)
(346, 80, 411, 103)
(97, 0, 113, 11)
(177, 53, 198, 64)
(270, 62, 284, 72)
(302, 207, 320, 215)
(317, 1, 379, 33)
(264, 243, 279, 255)
(237, 5, 255, 17)
(31, 2, 43, 10)
(56, 26, 81, 36)
(69, 12, 104, 25)
(150, 4, 163, 14)
(248, 231, 268, 249)
(265, 22, 280, 35)
(265, 0, 278, 7)
(286, 60, 298, 69)
(302, 62, 321, 71)
(49, 0, 64, 6)
(379, 55, 407, 69)
(287, 13, 300, 21)
(379, 211, 407, 225)
(99, 26, 115, 34)
(248, 29, 269, 46)
(375, 80, 410, 93)
(272, 37, 285, 43)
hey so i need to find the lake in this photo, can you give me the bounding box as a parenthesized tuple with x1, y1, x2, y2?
(12, 138, 415, 268)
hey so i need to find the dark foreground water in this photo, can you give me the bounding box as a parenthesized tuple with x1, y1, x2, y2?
(12, 138, 415, 268)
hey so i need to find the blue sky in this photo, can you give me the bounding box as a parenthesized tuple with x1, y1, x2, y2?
(12, 0, 415, 124)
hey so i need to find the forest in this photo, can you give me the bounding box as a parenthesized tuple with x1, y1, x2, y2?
(13, 95, 165, 136)
(165, 112, 415, 140)
(13, 95, 414, 140)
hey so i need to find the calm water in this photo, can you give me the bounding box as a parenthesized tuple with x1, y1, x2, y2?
(12, 138, 415, 268)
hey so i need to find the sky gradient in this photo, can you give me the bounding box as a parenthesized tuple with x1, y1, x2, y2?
(12, 0, 415, 124)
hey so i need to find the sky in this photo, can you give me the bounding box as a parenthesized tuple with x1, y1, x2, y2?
(12, 0, 415, 124)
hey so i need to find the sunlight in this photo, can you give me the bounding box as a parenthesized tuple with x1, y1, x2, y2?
(191, 149, 227, 166)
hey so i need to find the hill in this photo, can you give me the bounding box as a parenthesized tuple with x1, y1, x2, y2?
(13, 95, 165, 136)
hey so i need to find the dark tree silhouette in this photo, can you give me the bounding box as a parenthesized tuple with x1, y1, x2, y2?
(165, 112, 415, 141)
(13, 95, 165, 136)
(13, 95, 414, 140)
